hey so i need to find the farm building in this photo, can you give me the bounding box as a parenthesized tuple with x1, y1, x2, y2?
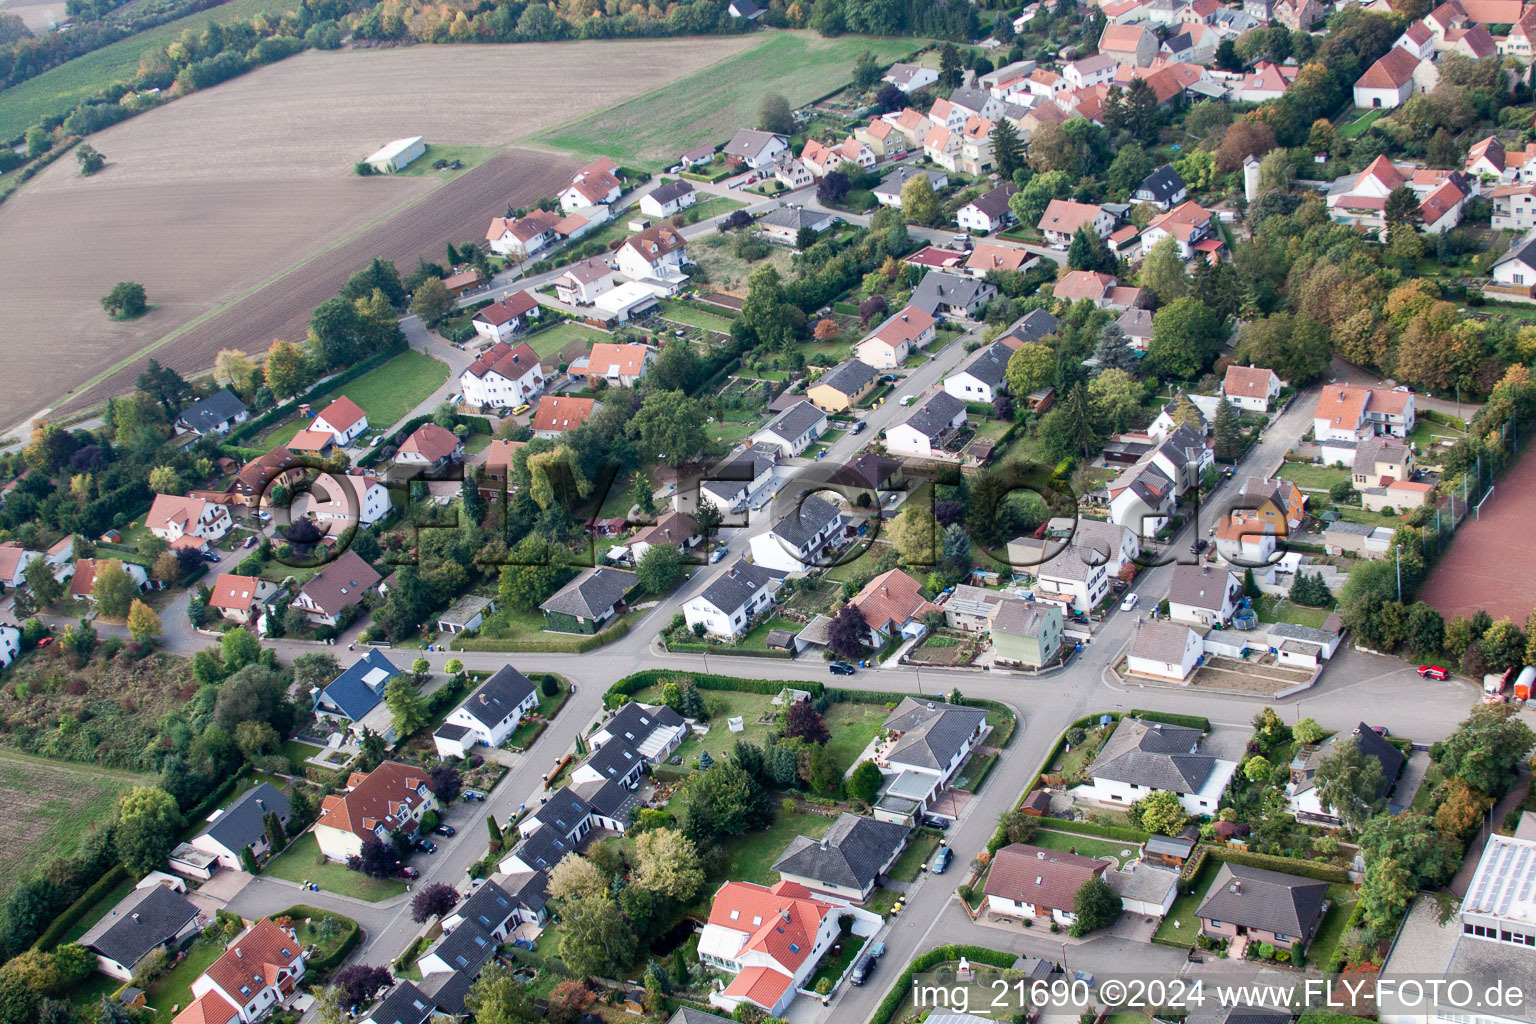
(364, 137, 426, 173)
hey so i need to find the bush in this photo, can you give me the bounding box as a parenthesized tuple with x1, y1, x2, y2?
(869, 946, 1016, 1024)
(1129, 710, 1210, 731)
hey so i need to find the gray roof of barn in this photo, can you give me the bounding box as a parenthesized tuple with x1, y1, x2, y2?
(540, 568, 636, 619)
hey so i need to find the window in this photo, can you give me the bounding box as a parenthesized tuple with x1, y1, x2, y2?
(1211, 920, 1222, 927)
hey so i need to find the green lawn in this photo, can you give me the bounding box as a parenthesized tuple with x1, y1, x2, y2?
(738, 615, 804, 651)
(715, 808, 835, 886)
(1275, 461, 1351, 490)
(1028, 827, 1138, 867)
(340, 349, 450, 427)
(887, 832, 941, 883)
(1335, 505, 1406, 529)
(658, 299, 737, 333)
(281, 739, 324, 772)
(505, 675, 571, 748)
(526, 321, 610, 362)
(681, 194, 748, 225)
(1410, 416, 1467, 448)
(146, 933, 227, 1024)
(1337, 109, 1386, 140)
(390, 143, 501, 177)
(1153, 857, 1219, 946)
(808, 931, 868, 990)
(0, 0, 284, 140)
(262, 833, 406, 901)
(1306, 888, 1358, 968)
(1251, 594, 1334, 629)
(534, 33, 919, 168)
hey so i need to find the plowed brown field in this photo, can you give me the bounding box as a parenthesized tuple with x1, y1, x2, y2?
(0, 36, 758, 430)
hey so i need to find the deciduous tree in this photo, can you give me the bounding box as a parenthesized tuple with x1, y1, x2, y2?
(1314, 740, 1387, 829)
(632, 828, 705, 902)
(558, 895, 637, 980)
(91, 559, 137, 618)
(548, 853, 608, 904)
(900, 174, 939, 226)
(384, 677, 427, 739)
(126, 600, 161, 644)
(1430, 703, 1536, 797)
(115, 786, 182, 874)
(1070, 876, 1121, 936)
(411, 883, 460, 922)
(101, 282, 147, 319)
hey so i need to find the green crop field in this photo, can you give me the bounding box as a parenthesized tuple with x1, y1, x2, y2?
(532, 32, 918, 168)
(0, 0, 287, 141)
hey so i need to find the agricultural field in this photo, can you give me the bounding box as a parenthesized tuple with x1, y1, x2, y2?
(535, 32, 919, 168)
(0, 37, 757, 430)
(0, 0, 68, 33)
(0, 748, 150, 900)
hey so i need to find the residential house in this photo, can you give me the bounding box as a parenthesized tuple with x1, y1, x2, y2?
(723, 130, 789, 170)
(413, 920, 497, 1013)
(1107, 461, 1176, 537)
(910, 270, 996, 318)
(531, 396, 599, 438)
(854, 118, 902, 159)
(395, 424, 463, 476)
(441, 880, 520, 942)
(1397, 19, 1438, 59)
(682, 559, 786, 638)
(964, 242, 1035, 277)
(772, 813, 910, 902)
(313, 649, 401, 742)
(886, 391, 968, 458)
(553, 258, 617, 305)
(698, 444, 776, 514)
(229, 447, 303, 507)
(1006, 535, 1111, 614)
(1275, 0, 1324, 27)
(0, 624, 17, 670)
(807, 359, 878, 413)
(1234, 476, 1306, 533)
(758, 206, 834, 245)
(0, 540, 36, 589)
(570, 735, 646, 789)
(291, 549, 382, 628)
(749, 496, 847, 574)
(146, 493, 232, 546)
(485, 210, 559, 258)
(591, 701, 688, 763)
(830, 452, 904, 499)
(884, 62, 939, 92)
(314, 761, 438, 861)
(1222, 364, 1284, 412)
(849, 569, 939, 646)
(552, 203, 611, 245)
(991, 599, 1066, 669)
(927, 97, 967, 131)
(81, 883, 202, 981)
(1099, 23, 1159, 65)
(176, 919, 305, 1024)
(801, 136, 876, 177)
(361, 982, 440, 1024)
(1214, 515, 1279, 576)
(1287, 723, 1405, 824)
(772, 157, 814, 191)
(69, 558, 150, 604)
(984, 844, 1111, 925)
(584, 342, 655, 388)
(1234, 60, 1299, 102)
(1353, 46, 1431, 108)
(956, 184, 1020, 234)
(189, 782, 292, 871)
(471, 292, 541, 344)
(1081, 717, 1238, 813)
(856, 305, 938, 368)
(623, 510, 700, 565)
(1353, 438, 1434, 510)
(302, 471, 392, 528)
(1167, 563, 1243, 626)
(949, 85, 1005, 120)
(875, 697, 989, 821)
(1490, 183, 1536, 230)
(1141, 200, 1214, 259)
(700, 880, 882, 1018)
(540, 567, 636, 633)
(879, 108, 936, 149)
(752, 401, 828, 458)
(559, 157, 621, 212)
(944, 341, 1012, 404)
(1419, 173, 1473, 234)
(1065, 53, 1119, 90)
(922, 116, 996, 175)
(460, 340, 544, 410)
(942, 584, 1006, 632)
(441, 269, 483, 297)
(1313, 384, 1415, 460)
(177, 389, 249, 436)
(616, 224, 688, 282)
(286, 428, 336, 458)
(1135, 165, 1189, 210)
(1491, 234, 1536, 296)
(1000, 308, 1062, 348)
(872, 166, 947, 210)
(640, 179, 697, 218)
(1197, 863, 1329, 952)
(1038, 199, 1116, 244)
(312, 397, 368, 447)
(431, 665, 539, 758)
(206, 573, 279, 627)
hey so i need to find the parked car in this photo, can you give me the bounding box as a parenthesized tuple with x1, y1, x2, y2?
(851, 420, 867, 435)
(710, 546, 728, 563)
(433, 824, 456, 837)
(880, 374, 901, 383)
(1120, 593, 1139, 611)
(254, 511, 272, 523)
(415, 838, 438, 854)
(1418, 665, 1449, 680)
(36, 637, 53, 648)
(243, 535, 258, 548)
(922, 815, 950, 831)
(930, 846, 952, 874)
(829, 661, 857, 676)
(511, 403, 531, 416)
(398, 865, 420, 879)
(850, 954, 875, 986)
(868, 941, 886, 959)
(203, 550, 221, 563)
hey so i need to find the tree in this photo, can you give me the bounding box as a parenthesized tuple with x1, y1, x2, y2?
(783, 701, 830, 744)
(938, 41, 962, 88)
(1314, 740, 1387, 829)
(411, 277, 454, 326)
(1430, 703, 1535, 797)
(1434, 777, 1493, 840)
(636, 544, 685, 595)
(146, 465, 180, 494)
(498, 536, 571, 611)
(75, 143, 105, 175)
(632, 828, 705, 902)
(467, 965, 538, 1024)
(429, 765, 462, 803)
(1140, 237, 1190, 305)
(1383, 186, 1422, 231)
(992, 118, 1023, 179)
(24, 556, 64, 609)
(221, 626, 262, 670)
(887, 505, 937, 564)
(559, 895, 637, 979)
(548, 853, 608, 904)
(848, 760, 883, 805)
(852, 49, 882, 89)
(1214, 118, 1277, 172)
(1243, 755, 1272, 782)
(816, 169, 851, 206)
(1070, 876, 1121, 936)
(681, 762, 771, 842)
(384, 677, 428, 739)
(1150, 297, 1222, 380)
(1128, 789, 1188, 836)
(758, 93, 793, 134)
(1005, 342, 1054, 396)
(1066, 227, 1113, 274)
(629, 391, 707, 465)
(827, 602, 867, 660)
(1213, 396, 1241, 463)
(1359, 856, 1414, 935)
(1479, 617, 1526, 673)
(332, 966, 393, 1009)
(264, 340, 311, 397)
(115, 786, 182, 874)
(411, 883, 460, 922)
(1360, 812, 1463, 890)
(1293, 718, 1326, 745)
(126, 600, 161, 644)
(214, 349, 255, 391)
(1093, 323, 1139, 376)
(101, 282, 147, 319)
(548, 981, 596, 1024)
(1088, 369, 1142, 433)
(91, 559, 137, 619)
(900, 174, 939, 226)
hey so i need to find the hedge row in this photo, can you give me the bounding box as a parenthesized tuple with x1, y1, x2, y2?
(1039, 816, 1151, 843)
(453, 618, 631, 653)
(1205, 846, 1350, 883)
(272, 905, 360, 973)
(231, 346, 401, 443)
(964, 698, 1017, 747)
(1129, 710, 1211, 731)
(31, 864, 129, 952)
(1320, 899, 1366, 973)
(870, 945, 1017, 1024)
(662, 640, 793, 660)
(606, 670, 827, 704)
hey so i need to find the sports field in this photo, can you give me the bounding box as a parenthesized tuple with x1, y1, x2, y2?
(534, 32, 918, 168)
(1421, 447, 1536, 623)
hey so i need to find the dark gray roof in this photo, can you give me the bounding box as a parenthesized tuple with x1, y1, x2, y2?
(511, 822, 574, 872)
(1137, 165, 1187, 204)
(603, 702, 686, 749)
(900, 391, 967, 440)
(1195, 863, 1329, 938)
(949, 86, 993, 114)
(1090, 717, 1214, 793)
(572, 775, 641, 825)
(540, 567, 636, 619)
(197, 782, 291, 854)
(963, 183, 1017, 220)
(772, 812, 910, 891)
(759, 206, 830, 231)
(873, 165, 946, 199)
(1129, 619, 1197, 666)
(761, 400, 826, 442)
(816, 359, 877, 398)
(365, 982, 438, 1024)
(530, 786, 594, 835)
(80, 884, 200, 969)
(434, 723, 471, 742)
(1164, 30, 1195, 53)
(1118, 307, 1154, 339)
(1003, 309, 1060, 346)
(1168, 564, 1239, 612)
(1297, 723, 1404, 798)
(1187, 1006, 1293, 1024)
(419, 921, 496, 1013)
(955, 342, 1011, 388)
(650, 179, 695, 205)
(668, 1010, 736, 1024)
(581, 737, 644, 782)
(723, 129, 784, 161)
(769, 495, 842, 549)
(911, 271, 991, 315)
(179, 388, 247, 433)
(1144, 834, 1196, 858)
(882, 697, 988, 770)
(504, 869, 549, 914)
(455, 880, 516, 934)
(456, 665, 536, 729)
(992, 598, 1059, 638)
(1496, 234, 1536, 271)
(697, 559, 784, 614)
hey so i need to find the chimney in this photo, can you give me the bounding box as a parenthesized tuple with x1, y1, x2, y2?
(236, 949, 244, 958)
(1037, 851, 1046, 859)
(131, 913, 140, 922)
(1230, 880, 1241, 894)
(256, 798, 266, 811)
(780, 909, 792, 923)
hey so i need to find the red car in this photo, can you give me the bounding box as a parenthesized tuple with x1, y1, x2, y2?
(1418, 665, 1449, 680)
(36, 637, 52, 648)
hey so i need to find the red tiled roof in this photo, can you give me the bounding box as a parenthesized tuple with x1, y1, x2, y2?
(316, 396, 366, 433)
(722, 967, 793, 1009)
(173, 991, 240, 1024)
(1357, 47, 1422, 90)
(204, 919, 302, 1001)
(531, 396, 598, 433)
(1223, 364, 1278, 398)
(466, 340, 543, 383)
(209, 573, 266, 612)
(316, 761, 432, 840)
(1052, 270, 1116, 301)
(399, 423, 461, 464)
(474, 291, 539, 327)
(706, 880, 832, 973)
(586, 343, 653, 378)
(1038, 199, 1105, 235)
(849, 568, 937, 633)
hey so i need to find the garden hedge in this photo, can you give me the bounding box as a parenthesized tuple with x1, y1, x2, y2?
(31, 864, 129, 952)
(1129, 710, 1211, 731)
(1205, 846, 1350, 883)
(230, 346, 401, 443)
(661, 639, 793, 659)
(271, 905, 360, 973)
(870, 945, 1017, 1024)
(1039, 816, 1150, 843)
(453, 618, 631, 653)
(606, 670, 827, 705)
